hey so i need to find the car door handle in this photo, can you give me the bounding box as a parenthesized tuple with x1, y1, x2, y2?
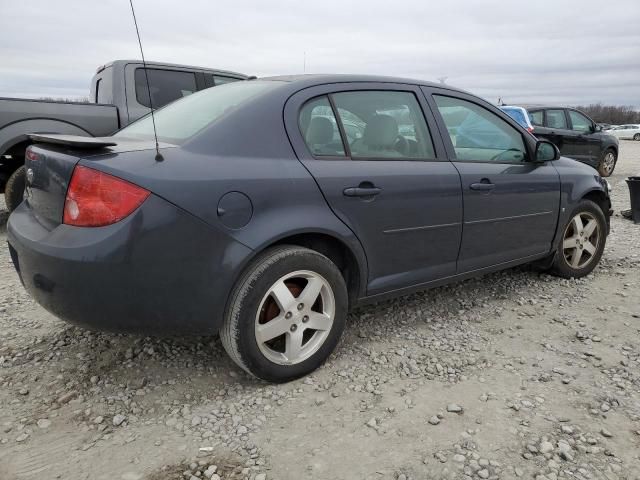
(470, 182, 495, 191)
(343, 186, 382, 197)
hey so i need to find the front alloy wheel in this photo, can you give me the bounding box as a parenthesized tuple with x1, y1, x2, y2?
(551, 199, 606, 278)
(598, 150, 616, 177)
(562, 212, 600, 270)
(220, 246, 348, 382)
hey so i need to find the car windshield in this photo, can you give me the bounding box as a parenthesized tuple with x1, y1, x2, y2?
(116, 80, 279, 144)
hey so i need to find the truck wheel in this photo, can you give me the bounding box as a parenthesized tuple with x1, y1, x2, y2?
(597, 149, 616, 177)
(220, 245, 348, 383)
(550, 200, 606, 279)
(4, 166, 26, 212)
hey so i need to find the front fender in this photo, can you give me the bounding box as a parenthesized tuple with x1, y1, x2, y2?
(552, 157, 610, 244)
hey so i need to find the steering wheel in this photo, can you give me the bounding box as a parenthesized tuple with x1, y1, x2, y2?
(491, 148, 524, 162)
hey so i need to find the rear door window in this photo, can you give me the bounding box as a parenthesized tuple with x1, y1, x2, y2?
(331, 91, 435, 160)
(135, 68, 197, 109)
(529, 110, 544, 126)
(545, 109, 568, 129)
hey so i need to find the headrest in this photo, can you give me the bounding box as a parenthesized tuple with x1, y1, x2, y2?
(363, 114, 398, 149)
(306, 116, 334, 145)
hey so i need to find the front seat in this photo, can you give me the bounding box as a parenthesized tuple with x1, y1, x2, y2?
(352, 114, 403, 157)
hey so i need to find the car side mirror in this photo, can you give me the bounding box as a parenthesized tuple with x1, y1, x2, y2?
(535, 140, 560, 162)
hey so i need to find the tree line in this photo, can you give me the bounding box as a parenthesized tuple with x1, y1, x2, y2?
(574, 104, 640, 125)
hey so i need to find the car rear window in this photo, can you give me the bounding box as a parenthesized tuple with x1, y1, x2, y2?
(116, 81, 278, 144)
(135, 68, 197, 109)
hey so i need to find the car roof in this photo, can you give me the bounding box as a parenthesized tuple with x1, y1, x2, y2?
(99, 59, 248, 78)
(258, 74, 466, 91)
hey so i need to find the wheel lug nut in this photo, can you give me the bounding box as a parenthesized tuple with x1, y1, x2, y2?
(285, 312, 292, 319)
(302, 315, 309, 323)
(290, 324, 297, 332)
(297, 303, 304, 310)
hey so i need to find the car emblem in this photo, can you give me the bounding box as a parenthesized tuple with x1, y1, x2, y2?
(26, 168, 34, 184)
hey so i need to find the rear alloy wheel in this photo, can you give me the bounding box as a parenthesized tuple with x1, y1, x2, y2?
(551, 200, 606, 278)
(597, 149, 616, 177)
(4, 165, 26, 212)
(220, 246, 347, 382)
(634, 133, 640, 141)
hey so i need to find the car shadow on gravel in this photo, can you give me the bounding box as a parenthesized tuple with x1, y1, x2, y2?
(3, 264, 546, 407)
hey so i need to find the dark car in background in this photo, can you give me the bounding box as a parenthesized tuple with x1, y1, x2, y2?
(525, 105, 619, 177)
(8, 75, 612, 382)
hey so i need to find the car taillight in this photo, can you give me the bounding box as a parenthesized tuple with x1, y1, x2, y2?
(25, 147, 41, 161)
(63, 165, 150, 227)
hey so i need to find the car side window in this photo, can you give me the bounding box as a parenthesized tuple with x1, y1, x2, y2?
(568, 110, 592, 133)
(299, 96, 346, 157)
(434, 95, 527, 163)
(529, 110, 544, 126)
(545, 109, 568, 129)
(135, 68, 197, 109)
(331, 91, 435, 160)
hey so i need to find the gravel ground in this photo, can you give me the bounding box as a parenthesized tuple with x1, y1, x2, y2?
(1, 143, 639, 480)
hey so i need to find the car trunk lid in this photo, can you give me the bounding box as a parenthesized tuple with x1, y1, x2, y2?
(24, 134, 160, 229)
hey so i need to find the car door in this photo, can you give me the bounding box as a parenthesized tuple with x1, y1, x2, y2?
(284, 83, 463, 295)
(536, 109, 583, 159)
(566, 109, 601, 164)
(424, 88, 561, 272)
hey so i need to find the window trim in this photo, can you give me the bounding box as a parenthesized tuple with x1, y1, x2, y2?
(428, 91, 533, 165)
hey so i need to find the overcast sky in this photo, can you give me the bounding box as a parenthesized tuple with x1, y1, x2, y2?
(1, 0, 639, 107)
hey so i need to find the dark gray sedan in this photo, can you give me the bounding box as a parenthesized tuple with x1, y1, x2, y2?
(7, 75, 612, 382)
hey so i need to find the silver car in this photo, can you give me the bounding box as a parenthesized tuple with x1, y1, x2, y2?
(606, 124, 640, 141)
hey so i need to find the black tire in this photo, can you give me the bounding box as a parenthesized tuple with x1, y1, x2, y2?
(597, 148, 616, 177)
(4, 165, 26, 212)
(634, 133, 640, 141)
(550, 200, 607, 279)
(220, 245, 348, 383)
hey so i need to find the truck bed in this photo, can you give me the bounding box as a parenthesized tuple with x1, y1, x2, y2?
(0, 97, 120, 138)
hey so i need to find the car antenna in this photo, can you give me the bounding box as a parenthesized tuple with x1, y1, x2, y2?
(128, 0, 163, 162)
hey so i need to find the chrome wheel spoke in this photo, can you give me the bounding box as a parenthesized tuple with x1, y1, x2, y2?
(583, 241, 597, 255)
(285, 329, 304, 362)
(571, 215, 584, 235)
(583, 219, 597, 237)
(304, 312, 333, 332)
(256, 314, 289, 343)
(563, 236, 578, 249)
(571, 248, 583, 268)
(298, 277, 323, 307)
(269, 281, 295, 311)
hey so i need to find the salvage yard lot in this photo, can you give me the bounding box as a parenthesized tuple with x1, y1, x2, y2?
(1, 144, 639, 480)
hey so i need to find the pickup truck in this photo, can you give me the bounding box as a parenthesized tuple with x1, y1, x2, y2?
(0, 60, 247, 210)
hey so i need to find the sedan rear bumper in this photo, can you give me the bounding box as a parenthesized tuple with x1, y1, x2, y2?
(7, 195, 252, 335)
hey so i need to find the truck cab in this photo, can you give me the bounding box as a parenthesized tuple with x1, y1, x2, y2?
(0, 60, 247, 211)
